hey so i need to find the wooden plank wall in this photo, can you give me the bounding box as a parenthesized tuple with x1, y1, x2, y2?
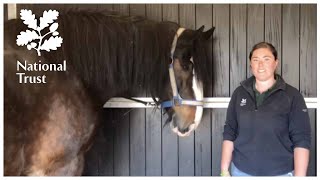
(12, 4, 317, 176)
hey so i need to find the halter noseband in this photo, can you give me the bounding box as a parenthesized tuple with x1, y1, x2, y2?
(161, 28, 204, 108)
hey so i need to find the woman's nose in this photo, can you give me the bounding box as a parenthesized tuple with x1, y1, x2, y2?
(258, 61, 264, 66)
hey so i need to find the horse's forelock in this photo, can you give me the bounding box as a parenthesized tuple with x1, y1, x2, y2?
(192, 38, 212, 87)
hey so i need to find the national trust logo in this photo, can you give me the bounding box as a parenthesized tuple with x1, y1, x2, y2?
(16, 9, 63, 56)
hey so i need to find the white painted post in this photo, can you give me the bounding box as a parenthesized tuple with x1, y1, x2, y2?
(7, 3, 17, 20)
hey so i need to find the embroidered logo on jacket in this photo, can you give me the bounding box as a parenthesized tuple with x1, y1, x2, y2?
(240, 98, 247, 106)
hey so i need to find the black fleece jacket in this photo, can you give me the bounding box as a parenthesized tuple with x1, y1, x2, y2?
(223, 75, 311, 176)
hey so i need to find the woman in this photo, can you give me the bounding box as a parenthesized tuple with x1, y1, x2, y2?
(220, 42, 311, 176)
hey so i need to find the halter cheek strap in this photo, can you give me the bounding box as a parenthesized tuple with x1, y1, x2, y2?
(170, 27, 185, 60)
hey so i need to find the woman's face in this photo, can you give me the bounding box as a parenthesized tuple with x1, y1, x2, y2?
(250, 48, 278, 82)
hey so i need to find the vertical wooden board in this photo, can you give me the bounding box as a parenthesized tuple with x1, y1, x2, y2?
(162, 113, 179, 175)
(97, 4, 114, 11)
(247, 4, 264, 78)
(83, 111, 114, 175)
(212, 4, 230, 97)
(145, 109, 162, 176)
(4, 4, 8, 21)
(145, 4, 162, 176)
(211, 109, 227, 176)
(128, 4, 146, 176)
(82, 136, 99, 175)
(162, 4, 178, 23)
(161, 4, 179, 176)
(179, 4, 195, 29)
(196, 4, 213, 97)
(113, 4, 130, 15)
(300, 4, 316, 97)
(146, 4, 162, 21)
(178, 134, 194, 176)
(230, 4, 246, 94)
(97, 110, 114, 175)
(195, 4, 212, 176)
(264, 4, 282, 75)
(113, 110, 130, 176)
(282, 5, 299, 89)
(68, 4, 96, 10)
(129, 4, 146, 17)
(129, 109, 146, 176)
(307, 109, 316, 176)
(194, 110, 212, 176)
(59, 4, 78, 10)
(178, 4, 195, 176)
(77, 4, 99, 10)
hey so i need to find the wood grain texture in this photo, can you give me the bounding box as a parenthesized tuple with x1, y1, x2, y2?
(265, 4, 282, 75)
(307, 109, 316, 176)
(247, 4, 264, 78)
(300, 4, 317, 97)
(282, 4, 299, 89)
(211, 109, 227, 176)
(212, 4, 230, 97)
(230, 4, 246, 94)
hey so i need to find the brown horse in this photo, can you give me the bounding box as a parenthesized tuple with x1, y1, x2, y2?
(4, 9, 214, 175)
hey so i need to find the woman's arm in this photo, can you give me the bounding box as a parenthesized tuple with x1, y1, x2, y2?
(294, 147, 309, 176)
(220, 140, 234, 176)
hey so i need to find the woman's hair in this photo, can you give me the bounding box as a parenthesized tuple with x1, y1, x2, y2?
(249, 42, 278, 60)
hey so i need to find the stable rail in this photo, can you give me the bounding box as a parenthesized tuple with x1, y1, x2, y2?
(104, 97, 318, 108)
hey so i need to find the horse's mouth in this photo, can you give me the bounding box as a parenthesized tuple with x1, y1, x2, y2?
(170, 121, 196, 137)
(168, 105, 204, 137)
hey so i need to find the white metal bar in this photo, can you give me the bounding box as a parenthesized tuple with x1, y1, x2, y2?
(7, 4, 17, 20)
(103, 97, 318, 109)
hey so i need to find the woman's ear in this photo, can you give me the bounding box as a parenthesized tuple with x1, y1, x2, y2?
(275, 59, 279, 67)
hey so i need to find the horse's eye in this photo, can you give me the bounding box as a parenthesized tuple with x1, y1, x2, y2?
(182, 65, 189, 71)
(182, 62, 193, 71)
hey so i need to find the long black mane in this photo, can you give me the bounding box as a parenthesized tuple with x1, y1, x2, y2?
(12, 9, 212, 105)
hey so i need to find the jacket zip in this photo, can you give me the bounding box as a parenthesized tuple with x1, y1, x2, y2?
(253, 91, 258, 111)
(244, 90, 258, 111)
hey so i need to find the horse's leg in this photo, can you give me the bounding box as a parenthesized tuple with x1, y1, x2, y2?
(25, 92, 96, 176)
(54, 154, 85, 176)
(4, 143, 25, 175)
(27, 154, 85, 176)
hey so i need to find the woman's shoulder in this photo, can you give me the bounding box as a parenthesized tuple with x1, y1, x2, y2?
(230, 86, 247, 99)
(283, 83, 303, 97)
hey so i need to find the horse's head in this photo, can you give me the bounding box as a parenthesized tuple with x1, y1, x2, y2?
(162, 25, 215, 137)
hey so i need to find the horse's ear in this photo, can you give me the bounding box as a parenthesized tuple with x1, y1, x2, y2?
(193, 25, 205, 40)
(202, 27, 215, 40)
(196, 25, 205, 33)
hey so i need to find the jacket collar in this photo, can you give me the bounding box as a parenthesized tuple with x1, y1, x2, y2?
(240, 74, 286, 98)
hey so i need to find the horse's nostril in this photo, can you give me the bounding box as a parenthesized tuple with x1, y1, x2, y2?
(178, 127, 189, 134)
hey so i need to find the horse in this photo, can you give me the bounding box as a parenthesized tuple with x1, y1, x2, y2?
(4, 9, 214, 175)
